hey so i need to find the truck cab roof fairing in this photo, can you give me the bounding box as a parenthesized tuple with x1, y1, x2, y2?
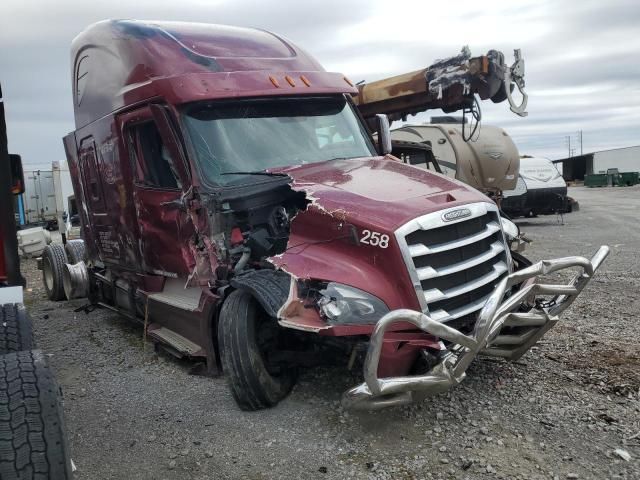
(70, 20, 353, 128)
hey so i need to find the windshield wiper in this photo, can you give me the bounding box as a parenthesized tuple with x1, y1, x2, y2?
(220, 170, 289, 177)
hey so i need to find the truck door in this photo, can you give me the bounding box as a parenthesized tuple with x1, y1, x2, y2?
(119, 107, 192, 277)
(77, 136, 117, 261)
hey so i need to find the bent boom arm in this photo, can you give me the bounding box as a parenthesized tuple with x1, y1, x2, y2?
(353, 47, 528, 121)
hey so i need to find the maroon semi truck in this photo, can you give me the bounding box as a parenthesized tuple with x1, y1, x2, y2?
(45, 20, 608, 411)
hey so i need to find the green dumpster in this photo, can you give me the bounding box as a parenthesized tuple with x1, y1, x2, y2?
(619, 171, 640, 186)
(584, 173, 608, 187)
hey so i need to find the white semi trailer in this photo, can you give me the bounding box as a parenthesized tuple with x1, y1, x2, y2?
(19, 161, 74, 229)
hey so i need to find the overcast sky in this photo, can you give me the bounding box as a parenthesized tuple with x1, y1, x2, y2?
(1, 0, 639, 167)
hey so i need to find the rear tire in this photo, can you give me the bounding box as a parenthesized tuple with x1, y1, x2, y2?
(64, 240, 86, 265)
(42, 245, 67, 301)
(0, 304, 33, 354)
(218, 290, 296, 411)
(0, 350, 72, 479)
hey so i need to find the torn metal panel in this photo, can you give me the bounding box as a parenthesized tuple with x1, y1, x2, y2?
(276, 277, 331, 333)
(265, 158, 492, 321)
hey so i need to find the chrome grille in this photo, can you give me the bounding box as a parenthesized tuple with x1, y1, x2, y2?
(395, 203, 510, 323)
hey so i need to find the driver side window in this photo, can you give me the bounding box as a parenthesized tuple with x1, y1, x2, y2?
(127, 122, 181, 190)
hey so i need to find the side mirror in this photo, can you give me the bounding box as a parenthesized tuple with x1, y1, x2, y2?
(375, 114, 392, 156)
(9, 154, 24, 195)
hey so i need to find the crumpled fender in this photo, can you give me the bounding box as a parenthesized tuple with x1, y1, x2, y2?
(230, 269, 291, 318)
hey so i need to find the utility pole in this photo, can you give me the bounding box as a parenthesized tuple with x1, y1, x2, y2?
(565, 135, 572, 158)
(579, 130, 583, 155)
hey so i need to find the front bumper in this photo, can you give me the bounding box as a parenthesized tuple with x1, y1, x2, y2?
(343, 246, 610, 410)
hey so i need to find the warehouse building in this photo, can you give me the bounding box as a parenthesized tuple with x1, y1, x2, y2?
(552, 145, 639, 181)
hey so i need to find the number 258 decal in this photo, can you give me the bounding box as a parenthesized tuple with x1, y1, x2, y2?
(360, 230, 390, 248)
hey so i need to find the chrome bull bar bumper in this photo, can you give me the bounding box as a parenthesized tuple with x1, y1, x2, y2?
(343, 246, 610, 411)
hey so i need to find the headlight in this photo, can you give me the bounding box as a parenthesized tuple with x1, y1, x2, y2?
(317, 283, 389, 325)
(500, 217, 519, 240)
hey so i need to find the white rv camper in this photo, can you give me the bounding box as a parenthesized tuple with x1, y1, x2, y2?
(502, 157, 571, 217)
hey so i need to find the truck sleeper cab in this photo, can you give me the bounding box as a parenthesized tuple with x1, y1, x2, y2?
(54, 20, 608, 411)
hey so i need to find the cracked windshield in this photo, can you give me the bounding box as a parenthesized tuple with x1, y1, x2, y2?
(183, 95, 375, 185)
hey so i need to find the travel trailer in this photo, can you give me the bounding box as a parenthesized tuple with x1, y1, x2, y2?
(503, 156, 571, 217)
(391, 120, 520, 197)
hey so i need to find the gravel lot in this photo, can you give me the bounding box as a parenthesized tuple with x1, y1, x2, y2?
(22, 185, 639, 480)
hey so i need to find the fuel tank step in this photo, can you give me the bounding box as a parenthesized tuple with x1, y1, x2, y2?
(147, 279, 202, 311)
(146, 325, 203, 357)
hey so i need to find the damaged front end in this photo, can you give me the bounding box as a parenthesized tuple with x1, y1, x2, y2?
(173, 89, 608, 413)
(208, 162, 609, 412)
(201, 158, 610, 411)
(343, 246, 610, 410)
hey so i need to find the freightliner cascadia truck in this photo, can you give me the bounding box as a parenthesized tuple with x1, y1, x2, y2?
(44, 20, 608, 411)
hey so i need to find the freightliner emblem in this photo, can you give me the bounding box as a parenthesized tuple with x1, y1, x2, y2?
(442, 208, 472, 222)
(487, 151, 503, 159)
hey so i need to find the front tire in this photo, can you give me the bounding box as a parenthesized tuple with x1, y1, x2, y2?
(218, 290, 296, 411)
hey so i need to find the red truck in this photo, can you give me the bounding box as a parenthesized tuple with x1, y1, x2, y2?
(46, 20, 608, 411)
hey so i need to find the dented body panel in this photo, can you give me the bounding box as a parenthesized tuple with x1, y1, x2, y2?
(270, 158, 489, 316)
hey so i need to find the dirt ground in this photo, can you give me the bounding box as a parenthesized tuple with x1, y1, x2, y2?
(22, 185, 639, 480)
